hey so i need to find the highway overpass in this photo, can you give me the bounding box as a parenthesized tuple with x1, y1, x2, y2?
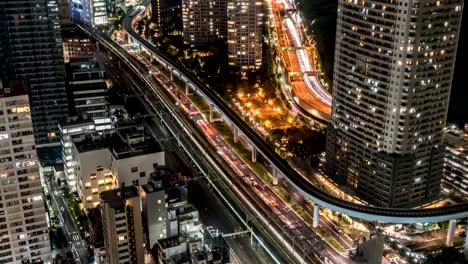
(120, 6, 468, 224)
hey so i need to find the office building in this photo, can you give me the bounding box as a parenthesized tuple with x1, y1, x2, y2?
(101, 186, 145, 264)
(70, 0, 109, 26)
(61, 26, 97, 63)
(442, 125, 468, 200)
(0, 0, 70, 163)
(326, 0, 464, 207)
(72, 126, 165, 210)
(67, 58, 109, 120)
(182, 0, 227, 45)
(227, 0, 264, 70)
(0, 80, 51, 263)
(58, 0, 72, 25)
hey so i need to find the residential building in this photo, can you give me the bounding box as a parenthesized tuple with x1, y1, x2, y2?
(152, 0, 183, 35)
(59, 115, 112, 190)
(442, 125, 468, 200)
(68, 58, 109, 120)
(182, 0, 227, 45)
(326, 0, 464, 207)
(72, 126, 165, 210)
(61, 26, 97, 63)
(0, 0, 70, 163)
(0, 80, 51, 263)
(100, 186, 144, 264)
(227, 0, 264, 70)
(141, 177, 192, 248)
(141, 180, 168, 247)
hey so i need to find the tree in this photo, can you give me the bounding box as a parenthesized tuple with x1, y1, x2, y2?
(424, 247, 466, 264)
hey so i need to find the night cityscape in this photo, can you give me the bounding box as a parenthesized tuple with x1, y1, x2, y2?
(0, 0, 466, 263)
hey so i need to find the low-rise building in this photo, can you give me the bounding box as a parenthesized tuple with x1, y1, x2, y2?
(101, 186, 145, 264)
(59, 115, 110, 190)
(73, 125, 165, 210)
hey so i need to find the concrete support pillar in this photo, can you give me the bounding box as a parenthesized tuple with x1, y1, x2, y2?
(185, 82, 190, 95)
(251, 147, 257, 163)
(209, 104, 214, 123)
(313, 205, 320, 228)
(169, 70, 174, 81)
(96, 42, 100, 52)
(233, 128, 239, 143)
(117, 60, 121, 69)
(446, 219, 457, 246)
(464, 222, 468, 257)
(271, 167, 279, 186)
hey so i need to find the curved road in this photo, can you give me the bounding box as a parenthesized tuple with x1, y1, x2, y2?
(123, 7, 468, 224)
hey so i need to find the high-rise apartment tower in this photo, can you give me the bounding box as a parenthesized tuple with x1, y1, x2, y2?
(227, 0, 264, 70)
(0, 80, 52, 263)
(326, 0, 464, 207)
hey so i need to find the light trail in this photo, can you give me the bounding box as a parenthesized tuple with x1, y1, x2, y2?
(284, 17, 332, 105)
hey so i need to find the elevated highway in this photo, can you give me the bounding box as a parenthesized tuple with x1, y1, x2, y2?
(122, 6, 468, 224)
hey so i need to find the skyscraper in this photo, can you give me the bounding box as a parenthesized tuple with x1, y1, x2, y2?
(0, 80, 52, 263)
(227, 0, 264, 70)
(326, 0, 464, 207)
(0, 0, 70, 163)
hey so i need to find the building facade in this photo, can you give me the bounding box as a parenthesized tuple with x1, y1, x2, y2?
(72, 126, 165, 210)
(0, 80, 51, 263)
(442, 125, 468, 200)
(68, 58, 109, 120)
(152, 0, 183, 35)
(71, 0, 109, 26)
(59, 115, 112, 190)
(101, 186, 145, 264)
(182, 0, 227, 45)
(0, 0, 70, 162)
(227, 0, 264, 70)
(326, 0, 464, 207)
(61, 26, 97, 63)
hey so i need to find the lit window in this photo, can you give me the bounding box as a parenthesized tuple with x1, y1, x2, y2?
(0, 133, 8, 140)
(118, 236, 125, 241)
(85, 182, 91, 188)
(48, 132, 56, 138)
(86, 196, 93, 202)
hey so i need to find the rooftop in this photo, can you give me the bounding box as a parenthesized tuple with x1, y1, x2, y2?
(100, 186, 139, 210)
(444, 125, 468, 154)
(157, 236, 186, 250)
(73, 124, 163, 157)
(0, 79, 28, 98)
